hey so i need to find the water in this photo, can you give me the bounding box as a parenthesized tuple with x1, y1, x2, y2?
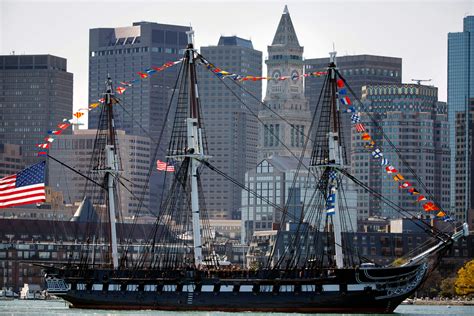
(0, 300, 472, 316)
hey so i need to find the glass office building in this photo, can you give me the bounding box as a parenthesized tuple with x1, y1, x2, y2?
(448, 16, 474, 221)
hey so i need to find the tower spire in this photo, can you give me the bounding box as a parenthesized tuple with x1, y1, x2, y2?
(271, 5, 300, 47)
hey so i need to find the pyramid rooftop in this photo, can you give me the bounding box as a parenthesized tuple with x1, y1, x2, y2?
(271, 5, 301, 47)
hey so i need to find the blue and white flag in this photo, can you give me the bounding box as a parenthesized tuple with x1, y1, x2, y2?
(326, 207, 335, 215)
(371, 148, 383, 159)
(326, 193, 336, 204)
(351, 113, 361, 123)
(345, 106, 356, 113)
(380, 158, 390, 166)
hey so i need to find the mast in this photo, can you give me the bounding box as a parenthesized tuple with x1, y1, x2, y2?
(186, 29, 206, 267)
(328, 51, 344, 269)
(104, 77, 119, 269)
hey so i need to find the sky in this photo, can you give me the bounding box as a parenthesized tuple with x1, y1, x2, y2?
(1, 0, 473, 114)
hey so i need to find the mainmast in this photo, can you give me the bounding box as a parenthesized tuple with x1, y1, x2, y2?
(104, 77, 119, 269)
(185, 30, 207, 267)
(327, 51, 345, 269)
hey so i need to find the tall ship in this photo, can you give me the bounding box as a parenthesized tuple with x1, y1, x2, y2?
(41, 26, 469, 313)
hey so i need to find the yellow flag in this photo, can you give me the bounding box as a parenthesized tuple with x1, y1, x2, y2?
(393, 174, 405, 181)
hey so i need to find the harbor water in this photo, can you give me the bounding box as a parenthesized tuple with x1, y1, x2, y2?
(0, 300, 472, 315)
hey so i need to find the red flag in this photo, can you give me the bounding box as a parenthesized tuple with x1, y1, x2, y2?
(385, 166, 398, 174)
(36, 143, 50, 149)
(116, 86, 126, 94)
(417, 195, 427, 202)
(399, 182, 411, 189)
(138, 72, 148, 79)
(361, 133, 371, 141)
(337, 79, 344, 88)
(423, 202, 439, 212)
(58, 123, 70, 130)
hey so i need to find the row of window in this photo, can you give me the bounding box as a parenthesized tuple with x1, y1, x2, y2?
(91, 47, 186, 57)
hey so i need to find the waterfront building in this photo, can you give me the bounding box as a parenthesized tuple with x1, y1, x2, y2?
(0, 219, 154, 291)
(448, 15, 474, 222)
(198, 36, 262, 219)
(0, 144, 23, 177)
(305, 55, 402, 164)
(88, 21, 191, 213)
(355, 84, 450, 220)
(258, 6, 312, 160)
(48, 129, 151, 216)
(0, 54, 73, 169)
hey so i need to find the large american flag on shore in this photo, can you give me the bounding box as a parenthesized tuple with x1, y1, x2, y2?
(0, 161, 46, 208)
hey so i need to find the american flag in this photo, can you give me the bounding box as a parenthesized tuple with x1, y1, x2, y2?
(157, 160, 175, 172)
(0, 162, 46, 208)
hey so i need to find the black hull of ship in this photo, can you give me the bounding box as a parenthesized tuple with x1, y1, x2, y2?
(57, 290, 408, 313)
(60, 292, 411, 313)
(46, 263, 428, 313)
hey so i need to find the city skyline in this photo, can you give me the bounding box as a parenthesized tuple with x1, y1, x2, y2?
(1, 0, 472, 119)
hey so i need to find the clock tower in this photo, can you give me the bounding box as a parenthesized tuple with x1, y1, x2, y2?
(258, 5, 311, 160)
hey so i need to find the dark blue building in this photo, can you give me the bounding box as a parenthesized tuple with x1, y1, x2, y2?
(448, 16, 474, 222)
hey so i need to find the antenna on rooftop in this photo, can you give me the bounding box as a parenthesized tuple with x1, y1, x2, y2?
(411, 79, 432, 85)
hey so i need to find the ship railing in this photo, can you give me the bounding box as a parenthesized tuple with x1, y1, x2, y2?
(402, 223, 469, 266)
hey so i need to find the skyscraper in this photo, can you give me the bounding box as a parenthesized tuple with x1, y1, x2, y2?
(356, 84, 450, 220)
(0, 54, 73, 169)
(448, 16, 474, 222)
(258, 6, 311, 160)
(88, 22, 191, 212)
(199, 36, 262, 219)
(305, 55, 402, 164)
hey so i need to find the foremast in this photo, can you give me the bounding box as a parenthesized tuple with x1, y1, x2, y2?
(327, 51, 345, 269)
(104, 77, 120, 269)
(311, 51, 346, 269)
